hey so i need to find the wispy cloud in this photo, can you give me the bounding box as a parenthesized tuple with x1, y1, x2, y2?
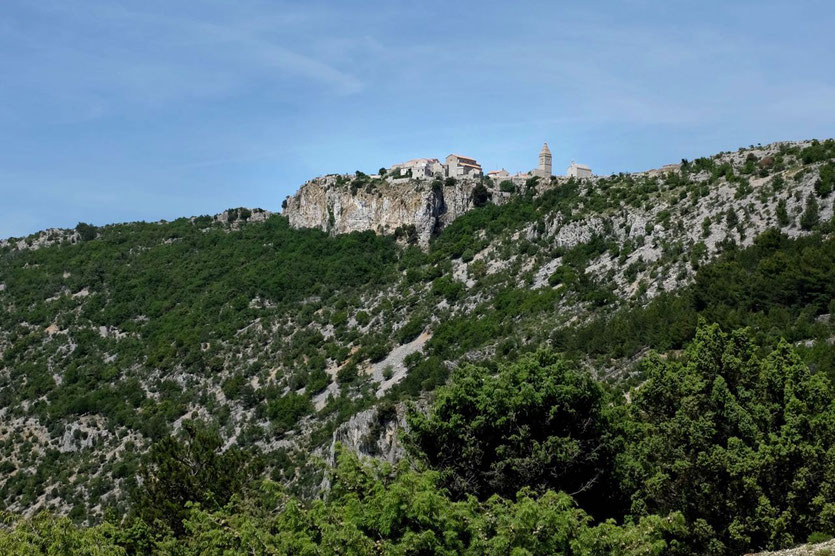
(200, 24, 364, 95)
(1, 0, 833, 238)
(0, 0, 365, 124)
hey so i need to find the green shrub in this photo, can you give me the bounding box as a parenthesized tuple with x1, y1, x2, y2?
(132, 423, 262, 537)
(266, 394, 313, 433)
(776, 198, 790, 226)
(472, 183, 491, 207)
(354, 311, 370, 326)
(407, 350, 621, 519)
(622, 324, 835, 553)
(816, 162, 834, 197)
(397, 316, 425, 345)
(75, 222, 97, 242)
(800, 195, 820, 230)
(548, 265, 577, 287)
(336, 361, 359, 385)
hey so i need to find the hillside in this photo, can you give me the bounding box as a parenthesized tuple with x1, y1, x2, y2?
(1, 139, 834, 553)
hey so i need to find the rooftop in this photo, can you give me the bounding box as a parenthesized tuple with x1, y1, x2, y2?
(449, 154, 478, 163)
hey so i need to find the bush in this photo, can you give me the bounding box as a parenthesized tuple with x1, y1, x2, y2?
(431, 276, 464, 301)
(75, 222, 97, 242)
(621, 324, 835, 553)
(725, 208, 739, 228)
(266, 394, 313, 433)
(132, 423, 261, 537)
(397, 316, 424, 345)
(393, 224, 418, 244)
(499, 180, 515, 193)
(472, 183, 491, 208)
(800, 195, 820, 230)
(354, 311, 370, 327)
(382, 366, 394, 381)
(306, 367, 330, 394)
(548, 265, 577, 287)
(776, 199, 790, 226)
(406, 350, 621, 519)
(336, 361, 359, 385)
(816, 162, 834, 197)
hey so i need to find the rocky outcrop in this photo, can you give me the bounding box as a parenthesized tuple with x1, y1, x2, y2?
(747, 538, 835, 555)
(329, 403, 410, 465)
(1, 208, 274, 251)
(0, 228, 80, 251)
(212, 207, 272, 227)
(282, 175, 487, 245)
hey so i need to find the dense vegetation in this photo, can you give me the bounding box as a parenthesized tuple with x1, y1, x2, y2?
(553, 226, 835, 379)
(1, 324, 831, 554)
(620, 325, 835, 552)
(0, 214, 404, 517)
(0, 139, 832, 549)
(409, 324, 835, 553)
(406, 350, 620, 518)
(0, 452, 687, 555)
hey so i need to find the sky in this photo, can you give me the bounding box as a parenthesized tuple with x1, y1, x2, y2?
(1, 0, 834, 238)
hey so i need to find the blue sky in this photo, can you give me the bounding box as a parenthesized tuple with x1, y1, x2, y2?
(1, 0, 833, 238)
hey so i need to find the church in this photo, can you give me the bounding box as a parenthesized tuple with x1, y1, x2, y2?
(388, 142, 592, 184)
(532, 142, 552, 178)
(487, 142, 552, 180)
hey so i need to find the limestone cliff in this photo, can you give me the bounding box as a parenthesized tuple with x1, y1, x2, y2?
(282, 175, 494, 245)
(328, 403, 410, 465)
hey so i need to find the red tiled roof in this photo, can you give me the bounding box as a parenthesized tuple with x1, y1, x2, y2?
(449, 154, 478, 163)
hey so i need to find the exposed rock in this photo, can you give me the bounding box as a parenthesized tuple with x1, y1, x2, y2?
(58, 419, 107, 453)
(371, 331, 432, 397)
(0, 228, 80, 251)
(283, 175, 485, 245)
(213, 207, 272, 227)
(329, 403, 409, 465)
(747, 538, 835, 555)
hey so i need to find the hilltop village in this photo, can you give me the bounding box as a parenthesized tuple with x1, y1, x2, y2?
(379, 143, 592, 183)
(281, 143, 600, 245)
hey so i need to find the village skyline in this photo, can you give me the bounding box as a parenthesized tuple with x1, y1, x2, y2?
(1, 1, 833, 238)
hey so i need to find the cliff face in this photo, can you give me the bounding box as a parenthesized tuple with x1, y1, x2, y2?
(328, 403, 410, 466)
(282, 175, 489, 245)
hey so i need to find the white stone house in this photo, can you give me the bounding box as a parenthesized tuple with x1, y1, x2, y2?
(487, 168, 510, 179)
(389, 158, 444, 179)
(567, 161, 592, 178)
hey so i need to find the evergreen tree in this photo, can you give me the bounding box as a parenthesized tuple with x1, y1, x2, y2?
(800, 195, 820, 230)
(620, 324, 835, 553)
(407, 350, 622, 519)
(132, 423, 262, 536)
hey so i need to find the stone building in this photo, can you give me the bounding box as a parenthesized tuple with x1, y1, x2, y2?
(389, 158, 444, 179)
(445, 154, 483, 178)
(532, 142, 552, 178)
(646, 163, 682, 177)
(487, 168, 510, 179)
(567, 161, 592, 178)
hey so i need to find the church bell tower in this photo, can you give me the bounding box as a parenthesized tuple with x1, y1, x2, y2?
(538, 142, 552, 177)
